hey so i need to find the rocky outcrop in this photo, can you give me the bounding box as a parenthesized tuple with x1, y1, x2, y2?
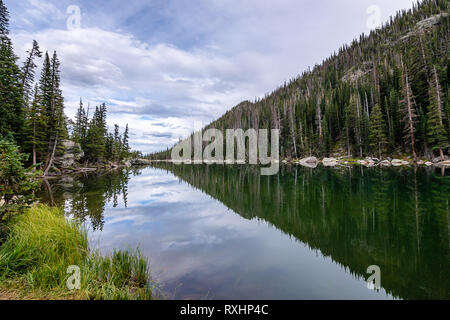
(53, 140, 84, 169)
(399, 13, 448, 41)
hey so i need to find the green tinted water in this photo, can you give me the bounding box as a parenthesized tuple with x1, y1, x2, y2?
(40, 164, 450, 300)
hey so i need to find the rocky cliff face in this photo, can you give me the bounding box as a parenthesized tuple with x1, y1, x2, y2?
(53, 140, 84, 169)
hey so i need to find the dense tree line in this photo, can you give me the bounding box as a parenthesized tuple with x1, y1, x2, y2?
(0, 0, 132, 175)
(70, 100, 131, 164)
(156, 0, 449, 162)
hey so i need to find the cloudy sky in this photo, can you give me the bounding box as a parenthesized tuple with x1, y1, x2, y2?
(7, 0, 416, 153)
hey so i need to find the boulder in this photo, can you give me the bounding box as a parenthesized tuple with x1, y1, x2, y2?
(391, 159, 409, 166)
(425, 161, 433, 166)
(53, 140, 84, 169)
(299, 157, 318, 168)
(322, 158, 338, 167)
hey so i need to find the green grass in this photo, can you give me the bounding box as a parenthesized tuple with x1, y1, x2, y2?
(0, 205, 155, 300)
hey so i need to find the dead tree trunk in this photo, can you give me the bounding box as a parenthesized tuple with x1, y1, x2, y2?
(43, 136, 58, 177)
(403, 63, 418, 162)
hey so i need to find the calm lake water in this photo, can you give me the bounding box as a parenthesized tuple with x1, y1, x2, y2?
(40, 164, 450, 300)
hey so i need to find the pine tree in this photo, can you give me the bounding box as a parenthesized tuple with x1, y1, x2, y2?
(401, 62, 418, 162)
(85, 104, 107, 162)
(0, 0, 9, 36)
(105, 133, 114, 161)
(345, 93, 364, 157)
(21, 40, 42, 106)
(426, 69, 448, 160)
(42, 51, 67, 176)
(0, 0, 25, 143)
(24, 85, 47, 166)
(121, 124, 130, 160)
(72, 98, 88, 148)
(368, 104, 388, 158)
(113, 124, 122, 163)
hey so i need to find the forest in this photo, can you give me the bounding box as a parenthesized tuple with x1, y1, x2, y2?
(0, 0, 133, 177)
(151, 0, 449, 162)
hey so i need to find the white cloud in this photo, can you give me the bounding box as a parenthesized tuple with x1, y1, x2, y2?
(13, 26, 278, 152)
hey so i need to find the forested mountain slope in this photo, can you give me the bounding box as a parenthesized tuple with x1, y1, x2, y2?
(155, 0, 449, 161)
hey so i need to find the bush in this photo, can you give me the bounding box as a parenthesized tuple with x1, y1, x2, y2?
(0, 138, 39, 221)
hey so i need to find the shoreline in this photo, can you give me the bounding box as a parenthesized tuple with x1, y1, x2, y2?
(35, 156, 450, 179)
(146, 157, 450, 168)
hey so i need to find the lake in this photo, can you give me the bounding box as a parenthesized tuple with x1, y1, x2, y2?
(39, 164, 450, 300)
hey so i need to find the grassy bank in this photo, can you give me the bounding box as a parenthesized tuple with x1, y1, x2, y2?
(0, 205, 154, 300)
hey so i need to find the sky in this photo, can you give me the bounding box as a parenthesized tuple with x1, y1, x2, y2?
(7, 0, 416, 153)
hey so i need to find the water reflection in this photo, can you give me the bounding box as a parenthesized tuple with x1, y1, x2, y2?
(40, 168, 141, 230)
(39, 165, 450, 300)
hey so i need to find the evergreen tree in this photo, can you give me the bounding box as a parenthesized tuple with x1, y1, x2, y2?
(0, 0, 25, 143)
(105, 133, 114, 161)
(0, 138, 38, 220)
(72, 98, 88, 148)
(85, 104, 107, 162)
(21, 40, 42, 106)
(42, 51, 67, 176)
(368, 104, 388, 158)
(24, 85, 47, 166)
(121, 124, 130, 160)
(113, 124, 122, 163)
(401, 62, 419, 162)
(426, 75, 448, 160)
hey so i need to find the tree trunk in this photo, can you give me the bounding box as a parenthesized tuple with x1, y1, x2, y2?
(404, 64, 418, 162)
(43, 179, 54, 206)
(43, 136, 58, 177)
(356, 95, 363, 157)
(32, 122, 36, 167)
(346, 127, 350, 158)
(32, 145, 36, 167)
(433, 66, 444, 126)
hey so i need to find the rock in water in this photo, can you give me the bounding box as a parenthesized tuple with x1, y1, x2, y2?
(391, 159, 409, 166)
(299, 157, 318, 168)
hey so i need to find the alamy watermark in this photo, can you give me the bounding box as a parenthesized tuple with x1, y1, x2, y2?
(366, 5, 382, 30)
(67, 265, 81, 290)
(67, 5, 81, 30)
(171, 128, 280, 175)
(366, 265, 381, 290)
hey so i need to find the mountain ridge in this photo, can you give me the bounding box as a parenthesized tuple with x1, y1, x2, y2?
(151, 0, 449, 161)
